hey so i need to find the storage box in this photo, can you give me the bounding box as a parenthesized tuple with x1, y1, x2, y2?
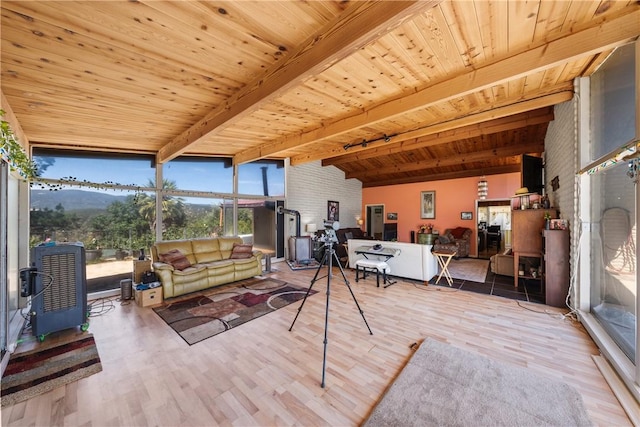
(133, 259, 152, 283)
(134, 287, 163, 307)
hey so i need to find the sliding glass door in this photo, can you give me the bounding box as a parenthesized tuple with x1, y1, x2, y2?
(589, 161, 637, 361)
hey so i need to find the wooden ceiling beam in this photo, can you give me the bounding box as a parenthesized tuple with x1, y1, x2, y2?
(293, 89, 571, 166)
(346, 142, 545, 179)
(325, 107, 554, 167)
(362, 164, 521, 188)
(156, 0, 438, 164)
(238, 9, 639, 165)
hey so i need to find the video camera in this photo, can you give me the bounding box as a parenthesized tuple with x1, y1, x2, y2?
(319, 220, 340, 244)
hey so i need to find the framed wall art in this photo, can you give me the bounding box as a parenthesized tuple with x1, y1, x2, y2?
(461, 212, 473, 220)
(327, 200, 339, 221)
(420, 191, 435, 219)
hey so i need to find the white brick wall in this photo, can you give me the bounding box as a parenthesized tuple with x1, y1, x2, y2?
(544, 100, 576, 223)
(544, 98, 578, 301)
(286, 161, 362, 256)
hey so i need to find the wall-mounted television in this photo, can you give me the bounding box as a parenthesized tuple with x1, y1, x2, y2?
(521, 154, 543, 194)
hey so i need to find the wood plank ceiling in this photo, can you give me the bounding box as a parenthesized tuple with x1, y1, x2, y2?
(2, 1, 639, 187)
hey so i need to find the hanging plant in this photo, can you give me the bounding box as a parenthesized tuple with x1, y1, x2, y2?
(0, 109, 38, 180)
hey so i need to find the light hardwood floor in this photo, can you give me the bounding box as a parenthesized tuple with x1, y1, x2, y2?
(2, 263, 632, 426)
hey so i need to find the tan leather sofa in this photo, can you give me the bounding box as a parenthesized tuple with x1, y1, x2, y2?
(151, 237, 263, 299)
(490, 250, 514, 277)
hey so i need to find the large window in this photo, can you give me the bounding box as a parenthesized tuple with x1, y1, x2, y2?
(164, 157, 233, 193)
(581, 41, 638, 394)
(586, 43, 638, 364)
(30, 149, 284, 294)
(238, 160, 285, 196)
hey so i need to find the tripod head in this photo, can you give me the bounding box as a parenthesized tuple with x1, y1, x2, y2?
(318, 220, 340, 247)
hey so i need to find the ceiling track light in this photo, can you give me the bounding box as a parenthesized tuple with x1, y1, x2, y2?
(343, 133, 396, 151)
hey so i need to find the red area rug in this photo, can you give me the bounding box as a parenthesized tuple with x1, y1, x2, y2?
(1, 333, 102, 407)
(154, 277, 316, 345)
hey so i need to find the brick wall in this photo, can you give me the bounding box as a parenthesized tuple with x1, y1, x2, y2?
(544, 98, 578, 300)
(544, 100, 577, 223)
(287, 160, 362, 258)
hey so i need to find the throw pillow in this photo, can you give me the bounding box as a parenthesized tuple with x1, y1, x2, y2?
(450, 227, 467, 239)
(159, 249, 191, 271)
(230, 243, 253, 259)
(437, 235, 450, 244)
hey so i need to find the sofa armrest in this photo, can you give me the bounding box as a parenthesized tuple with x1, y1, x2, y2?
(152, 261, 174, 271)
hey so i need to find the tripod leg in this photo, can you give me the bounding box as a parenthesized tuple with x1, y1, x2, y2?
(331, 250, 373, 335)
(321, 249, 332, 388)
(289, 249, 328, 331)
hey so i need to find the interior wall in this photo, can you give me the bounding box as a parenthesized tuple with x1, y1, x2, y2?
(362, 173, 521, 254)
(286, 161, 362, 258)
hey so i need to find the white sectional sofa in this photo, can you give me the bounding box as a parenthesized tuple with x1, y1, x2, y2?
(347, 239, 438, 283)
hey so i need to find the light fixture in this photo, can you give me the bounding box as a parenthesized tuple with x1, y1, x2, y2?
(305, 223, 317, 234)
(477, 177, 488, 200)
(343, 133, 396, 151)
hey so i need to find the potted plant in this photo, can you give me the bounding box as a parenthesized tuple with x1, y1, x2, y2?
(544, 212, 551, 229)
(115, 248, 127, 260)
(417, 223, 435, 244)
(84, 238, 102, 262)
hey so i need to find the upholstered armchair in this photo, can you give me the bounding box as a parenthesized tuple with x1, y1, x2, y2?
(490, 249, 515, 276)
(432, 227, 472, 258)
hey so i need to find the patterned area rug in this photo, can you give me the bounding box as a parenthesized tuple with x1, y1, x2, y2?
(154, 277, 316, 345)
(1, 333, 102, 408)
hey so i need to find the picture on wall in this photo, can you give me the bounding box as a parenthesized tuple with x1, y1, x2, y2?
(461, 212, 473, 220)
(387, 212, 398, 220)
(328, 200, 339, 221)
(421, 191, 435, 219)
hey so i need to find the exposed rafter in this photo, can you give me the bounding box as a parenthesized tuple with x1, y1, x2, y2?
(234, 9, 639, 166)
(157, 0, 439, 164)
(325, 108, 554, 167)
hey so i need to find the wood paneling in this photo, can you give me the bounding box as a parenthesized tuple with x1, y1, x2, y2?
(1, 1, 639, 186)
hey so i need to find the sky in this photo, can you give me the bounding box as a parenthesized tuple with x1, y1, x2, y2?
(34, 154, 284, 197)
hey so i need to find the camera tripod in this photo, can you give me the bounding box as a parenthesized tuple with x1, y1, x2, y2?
(289, 238, 372, 388)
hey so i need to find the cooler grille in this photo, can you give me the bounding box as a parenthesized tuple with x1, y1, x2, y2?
(41, 252, 78, 312)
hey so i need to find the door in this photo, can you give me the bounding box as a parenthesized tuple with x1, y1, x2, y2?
(366, 205, 384, 240)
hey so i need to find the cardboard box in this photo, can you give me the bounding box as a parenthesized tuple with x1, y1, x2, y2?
(134, 286, 163, 307)
(133, 259, 152, 283)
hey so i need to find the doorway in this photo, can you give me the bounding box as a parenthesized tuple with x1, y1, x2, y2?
(476, 199, 511, 259)
(365, 205, 384, 240)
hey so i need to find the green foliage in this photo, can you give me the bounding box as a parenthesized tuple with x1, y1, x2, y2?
(0, 109, 39, 180)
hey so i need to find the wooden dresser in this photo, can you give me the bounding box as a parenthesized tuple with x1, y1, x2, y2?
(511, 209, 555, 288)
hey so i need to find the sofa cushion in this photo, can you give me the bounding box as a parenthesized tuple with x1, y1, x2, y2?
(218, 237, 243, 258)
(230, 243, 253, 259)
(437, 235, 451, 244)
(192, 238, 222, 263)
(159, 249, 192, 271)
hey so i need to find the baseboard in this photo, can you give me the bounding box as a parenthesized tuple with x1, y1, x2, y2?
(592, 355, 640, 426)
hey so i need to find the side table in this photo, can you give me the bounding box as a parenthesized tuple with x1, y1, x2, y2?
(433, 249, 457, 286)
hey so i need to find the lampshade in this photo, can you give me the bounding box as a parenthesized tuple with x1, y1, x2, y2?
(477, 178, 488, 200)
(305, 223, 317, 233)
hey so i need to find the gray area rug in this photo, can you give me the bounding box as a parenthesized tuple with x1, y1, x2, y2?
(363, 338, 593, 427)
(447, 258, 489, 283)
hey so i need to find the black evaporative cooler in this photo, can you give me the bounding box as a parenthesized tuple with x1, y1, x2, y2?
(30, 244, 88, 338)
